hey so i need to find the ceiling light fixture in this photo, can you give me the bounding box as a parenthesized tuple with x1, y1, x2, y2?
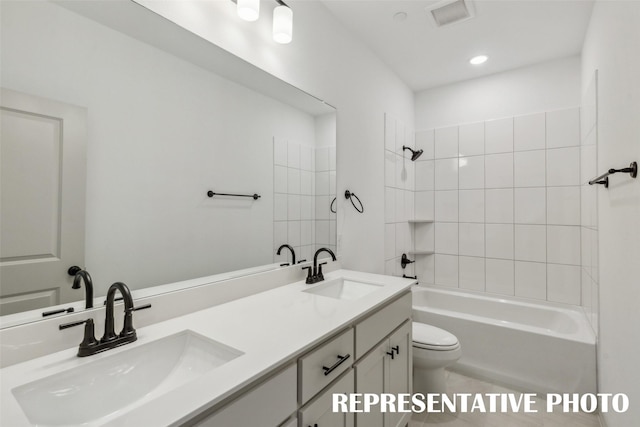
(236, 0, 293, 44)
(469, 55, 488, 65)
(237, 0, 260, 22)
(273, 1, 293, 44)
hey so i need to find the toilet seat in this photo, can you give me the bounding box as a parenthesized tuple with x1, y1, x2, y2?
(412, 322, 460, 351)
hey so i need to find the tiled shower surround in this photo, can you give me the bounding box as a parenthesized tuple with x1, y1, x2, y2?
(273, 139, 336, 265)
(386, 107, 587, 306)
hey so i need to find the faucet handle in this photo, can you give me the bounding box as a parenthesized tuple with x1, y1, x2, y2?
(59, 318, 99, 355)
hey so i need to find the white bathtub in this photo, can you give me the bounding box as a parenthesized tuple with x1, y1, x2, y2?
(412, 286, 596, 394)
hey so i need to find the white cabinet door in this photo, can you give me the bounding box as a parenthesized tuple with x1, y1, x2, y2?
(355, 340, 388, 427)
(387, 321, 412, 427)
(1, 88, 87, 314)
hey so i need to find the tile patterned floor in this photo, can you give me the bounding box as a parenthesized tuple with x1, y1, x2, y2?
(409, 371, 601, 427)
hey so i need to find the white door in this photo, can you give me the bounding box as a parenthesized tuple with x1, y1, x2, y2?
(1, 88, 87, 315)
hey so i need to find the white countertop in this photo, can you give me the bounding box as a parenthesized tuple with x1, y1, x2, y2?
(0, 269, 413, 426)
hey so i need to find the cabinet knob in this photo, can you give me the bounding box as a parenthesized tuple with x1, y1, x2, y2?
(386, 350, 395, 360)
(392, 345, 400, 355)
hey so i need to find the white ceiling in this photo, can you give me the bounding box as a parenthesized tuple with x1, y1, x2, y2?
(321, 0, 594, 91)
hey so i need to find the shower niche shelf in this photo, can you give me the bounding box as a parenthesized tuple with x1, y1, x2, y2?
(408, 219, 433, 224)
(408, 250, 434, 256)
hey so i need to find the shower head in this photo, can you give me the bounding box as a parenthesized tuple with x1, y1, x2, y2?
(402, 146, 424, 161)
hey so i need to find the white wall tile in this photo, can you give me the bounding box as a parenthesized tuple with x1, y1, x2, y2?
(485, 117, 513, 154)
(435, 158, 458, 190)
(288, 195, 301, 220)
(547, 147, 580, 186)
(435, 222, 458, 255)
(274, 166, 288, 193)
(414, 222, 435, 252)
(301, 220, 312, 246)
(315, 147, 329, 171)
(395, 155, 407, 189)
(329, 146, 336, 171)
(274, 221, 288, 249)
(580, 144, 597, 184)
(547, 225, 581, 265)
(405, 161, 415, 191)
(287, 142, 300, 168)
(384, 258, 396, 276)
(287, 221, 301, 247)
(415, 191, 434, 220)
(274, 194, 288, 221)
(514, 150, 545, 187)
(274, 139, 287, 166)
(435, 254, 458, 287)
(301, 171, 313, 195)
(435, 190, 458, 222)
(395, 121, 406, 154)
(395, 223, 407, 257)
(547, 186, 580, 225)
(547, 108, 580, 149)
(514, 188, 546, 224)
(459, 156, 484, 189)
(300, 145, 312, 171)
(486, 259, 514, 295)
(485, 189, 513, 223)
(395, 189, 406, 222)
(459, 223, 484, 257)
(514, 113, 545, 152)
(405, 190, 415, 222)
(415, 160, 434, 191)
(385, 187, 395, 223)
(515, 224, 546, 262)
(485, 153, 514, 188)
(515, 261, 546, 300)
(384, 113, 396, 152)
(485, 224, 514, 259)
(288, 168, 301, 194)
(315, 171, 329, 196)
(314, 195, 328, 220)
(385, 151, 396, 188)
(329, 171, 336, 195)
(415, 129, 435, 160)
(300, 196, 313, 220)
(329, 221, 337, 246)
(315, 220, 329, 245)
(547, 264, 581, 305)
(459, 256, 485, 291)
(385, 224, 395, 260)
(459, 122, 484, 157)
(459, 190, 485, 223)
(434, 126, 459, 159)
(416, 256, 435, 285)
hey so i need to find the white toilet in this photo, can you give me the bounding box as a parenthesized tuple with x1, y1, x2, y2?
(412, 322, 462, 394)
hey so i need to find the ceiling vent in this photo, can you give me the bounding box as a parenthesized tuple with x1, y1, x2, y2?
(426, 0, 475, 27)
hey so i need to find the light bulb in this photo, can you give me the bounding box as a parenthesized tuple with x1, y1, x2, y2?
(273, 5, 293, 44)
(237, 0, 260, 22)
(469, 55, 488, 65)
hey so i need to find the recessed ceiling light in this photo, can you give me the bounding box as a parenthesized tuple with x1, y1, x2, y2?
(393, 12, 408, 22)
(469, 55, 488, 65)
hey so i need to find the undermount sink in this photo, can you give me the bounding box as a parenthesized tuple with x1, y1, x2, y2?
(12, 330, 242, 426)
(304, 278, 383, 300)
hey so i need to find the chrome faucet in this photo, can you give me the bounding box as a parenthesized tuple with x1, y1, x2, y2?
(59, 281, 151, 357)
(303, 247, 336, 284)
(68, 266, 94, 309)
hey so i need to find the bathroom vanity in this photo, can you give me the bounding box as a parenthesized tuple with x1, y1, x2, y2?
(0, 270, 414, 426)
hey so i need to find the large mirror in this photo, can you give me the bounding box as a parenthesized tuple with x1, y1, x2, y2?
(0, 0, 336, 323)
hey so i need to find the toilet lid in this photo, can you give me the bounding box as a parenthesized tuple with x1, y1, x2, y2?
(412, 322, 459, 350)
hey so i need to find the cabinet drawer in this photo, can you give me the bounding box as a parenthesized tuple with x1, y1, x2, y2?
(299, 369, 354, 427)
(355, 291, 411, 359)
(299, 328, 354, 404)
(193, 363, 296, 427)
